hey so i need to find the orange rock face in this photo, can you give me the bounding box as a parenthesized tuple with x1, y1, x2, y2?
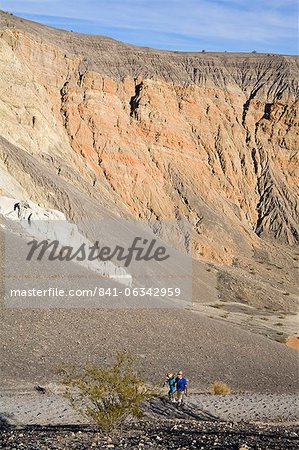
(0, 12, 298, 268)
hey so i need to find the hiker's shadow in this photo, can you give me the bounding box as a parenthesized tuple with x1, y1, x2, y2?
(148, 397, 219, 421)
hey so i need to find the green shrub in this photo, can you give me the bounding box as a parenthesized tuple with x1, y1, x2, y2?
(60, 353, 156, 433)
(210, 381, 231, 395)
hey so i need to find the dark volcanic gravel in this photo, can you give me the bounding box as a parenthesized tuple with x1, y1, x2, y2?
(1, 420, 299, 450)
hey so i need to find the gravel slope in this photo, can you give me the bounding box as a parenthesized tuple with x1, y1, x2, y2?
(1, 306, 298, 393)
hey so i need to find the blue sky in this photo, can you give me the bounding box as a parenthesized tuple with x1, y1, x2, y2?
(1, 0, 298, 54)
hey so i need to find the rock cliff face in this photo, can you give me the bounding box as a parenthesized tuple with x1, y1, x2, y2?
(0, 10, 298, 270)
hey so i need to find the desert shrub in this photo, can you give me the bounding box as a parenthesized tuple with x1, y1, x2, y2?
(60, 352, 156, 433)
(210, 381, 231, 395)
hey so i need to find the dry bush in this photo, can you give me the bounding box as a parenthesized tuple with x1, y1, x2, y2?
(209, 381, 231, 395)
(60, 352, 156, 433)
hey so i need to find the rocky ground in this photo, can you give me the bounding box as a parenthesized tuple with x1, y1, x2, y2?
(1, 420, 299, 449)
(1, 393, 298, 449)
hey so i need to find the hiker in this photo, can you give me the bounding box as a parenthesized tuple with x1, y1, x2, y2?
(175, 370, 188, 406)
(164, 372, 176, 401)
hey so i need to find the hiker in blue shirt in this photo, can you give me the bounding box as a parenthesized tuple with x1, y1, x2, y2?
(164, 372, 176, 402)
(175, 370, 188, 406)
